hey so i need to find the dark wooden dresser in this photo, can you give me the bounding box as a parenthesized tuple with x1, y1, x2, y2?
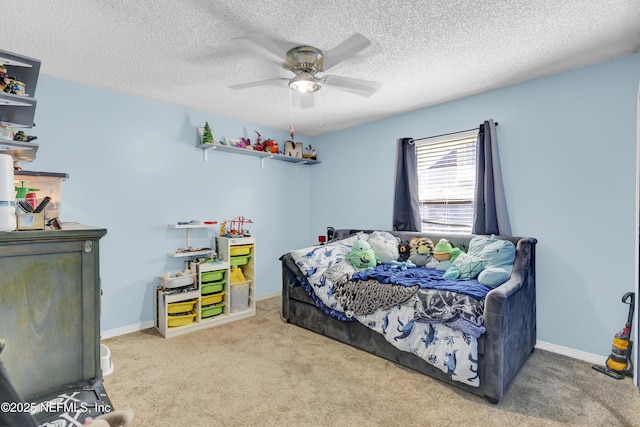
(0, 225, 107, 398)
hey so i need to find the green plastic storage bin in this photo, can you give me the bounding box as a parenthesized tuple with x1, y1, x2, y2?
(230, 255, 251, 267)
(201, 302, 225, 319)
(201, 280, 225, 295)
(201, 270, 224, 282)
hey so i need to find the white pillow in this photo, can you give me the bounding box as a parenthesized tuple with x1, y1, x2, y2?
(367, 231, 401, 264)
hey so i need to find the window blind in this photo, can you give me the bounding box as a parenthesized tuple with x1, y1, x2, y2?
(415, 130, 478, 233)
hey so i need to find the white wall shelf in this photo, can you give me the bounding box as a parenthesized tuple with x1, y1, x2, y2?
(0, 139, 38, 163)
(167, 223, 217, 257)
(197, 143, 320, 168)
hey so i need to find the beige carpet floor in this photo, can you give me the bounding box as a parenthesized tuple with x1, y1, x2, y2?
(103, 297, 640, 426)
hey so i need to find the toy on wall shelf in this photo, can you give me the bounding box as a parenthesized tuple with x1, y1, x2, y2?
(0, 64, 8, 92)
(263, 139, 278, 154)
(236, 138, 252, 149)
(253, 131, 264, 151)
(201, 122, 214, 144)
(13, 130, 37, 142)
(284, 140, 303, 158)
(302, 144, 317, 160)
(223, 216, 253, 237)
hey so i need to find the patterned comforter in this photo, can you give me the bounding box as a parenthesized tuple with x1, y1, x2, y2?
(289, 234, 487, 387)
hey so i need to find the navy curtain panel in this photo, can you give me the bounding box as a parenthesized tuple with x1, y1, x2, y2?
(473, 119, 512, 236)
(392, 137, 421, 231)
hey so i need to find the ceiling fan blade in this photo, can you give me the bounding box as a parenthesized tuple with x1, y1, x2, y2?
(232, 32, 300, 65)
(229, 78, 288, 90)
(321, 75, 380, 97)
(322, 33, 371, 71)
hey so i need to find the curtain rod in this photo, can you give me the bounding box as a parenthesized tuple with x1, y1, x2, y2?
(411, 122, 498, 143)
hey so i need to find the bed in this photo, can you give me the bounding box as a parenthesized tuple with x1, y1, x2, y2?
(280, 229, 537, 403)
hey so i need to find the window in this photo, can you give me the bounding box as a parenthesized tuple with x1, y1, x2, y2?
(415, 130, 478, 234)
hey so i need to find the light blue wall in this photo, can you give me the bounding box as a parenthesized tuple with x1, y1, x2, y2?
(27, 53, 640, 358)
(310, 54, 640, 357)
(28, 76, 312, 331)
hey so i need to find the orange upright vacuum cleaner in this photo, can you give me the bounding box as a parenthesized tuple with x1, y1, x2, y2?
(593, 292, 635, 379)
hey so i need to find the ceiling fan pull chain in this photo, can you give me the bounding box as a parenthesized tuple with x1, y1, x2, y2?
(318, 90, 324, 128)
(289, 89, 294, 132)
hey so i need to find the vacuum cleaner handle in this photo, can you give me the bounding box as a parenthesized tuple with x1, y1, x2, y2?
(622, 291, 635, 326)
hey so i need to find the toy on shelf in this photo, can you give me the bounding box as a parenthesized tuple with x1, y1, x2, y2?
(236, 137, 251, 149)
(174, 246, 212, 254)
(0, 64, 26, 96)
(201, 122, 214, 144)
(253, 131, 264, 151)
(13, 130, 37, 142)
(223, 216, 253, 237)
(303, 144, 317, 160)
(263, 138, 278, 154)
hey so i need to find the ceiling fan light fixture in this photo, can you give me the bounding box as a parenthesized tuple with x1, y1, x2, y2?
(289, 73, 320, 93)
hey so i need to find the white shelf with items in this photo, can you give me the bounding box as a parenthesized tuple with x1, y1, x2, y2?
(154, 225, 257, 338)
(0, 49, 40, 129)
(167, 223, 217, 257)
(218, 236, 256, 317)
(155, 260, 236, 339)
(0, 49, 41, 165)
(155, 287, 200, 339)
(197, 143, 320, 168)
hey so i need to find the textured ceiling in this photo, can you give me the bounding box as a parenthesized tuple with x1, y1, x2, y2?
(3, 1, 640, 137)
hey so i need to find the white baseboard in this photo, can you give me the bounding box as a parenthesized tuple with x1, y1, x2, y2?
(256, 291, 280, 301)
(101, 292, 281, 339)
(536, 340, 607, 366)
(101, 320, 154, 340)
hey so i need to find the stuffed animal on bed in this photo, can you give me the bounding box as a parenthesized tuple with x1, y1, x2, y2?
(346, 240, 380, 271)
(367, 231, 400, 264)
(398, 241, 411, 261)
(408, 237, 434, 267)
(443, 235, 516, 287)
(390, 260, 417, 270)
(433, 238, 453, 260)
(427, 239, 462, 270)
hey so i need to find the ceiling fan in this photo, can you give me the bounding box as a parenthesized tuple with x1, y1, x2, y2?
(228, 32, 380, 100)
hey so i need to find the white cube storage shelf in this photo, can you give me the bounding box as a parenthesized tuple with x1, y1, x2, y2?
(154, 231, 256, 338)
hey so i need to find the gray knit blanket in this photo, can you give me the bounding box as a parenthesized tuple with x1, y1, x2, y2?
(332, 274, 419, 317)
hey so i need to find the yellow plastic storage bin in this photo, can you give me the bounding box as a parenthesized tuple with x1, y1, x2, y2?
(167, 299, 197, 314)
(167, 311, 197, 327)
(230, 245, 253, 256)
(201, 291, 225, 306)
